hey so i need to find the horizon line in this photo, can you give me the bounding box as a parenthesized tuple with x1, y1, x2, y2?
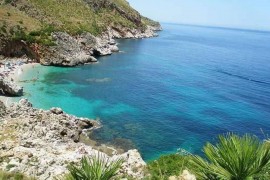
(159, 22, 270, 33)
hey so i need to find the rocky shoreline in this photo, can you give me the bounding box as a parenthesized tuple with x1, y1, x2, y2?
(37, 25, 161, 66)
(0, 25, 161, 67)
(0, 99, 146, 179)
(0, 24, 161, 96)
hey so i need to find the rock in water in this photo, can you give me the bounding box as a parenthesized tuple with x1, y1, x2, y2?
(50, 107, 63, 114)
(78, 119, 94, 129)
(0, 77, 23, 96)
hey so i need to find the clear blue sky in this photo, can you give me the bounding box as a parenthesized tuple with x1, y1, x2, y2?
(127, 0, 270, 31)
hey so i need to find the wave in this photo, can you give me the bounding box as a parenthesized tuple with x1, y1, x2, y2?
(86, 78, 111, 83)
(216, 69, 270, 85)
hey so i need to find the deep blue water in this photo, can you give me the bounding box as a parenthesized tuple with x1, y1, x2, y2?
(18, 24, 270, 161)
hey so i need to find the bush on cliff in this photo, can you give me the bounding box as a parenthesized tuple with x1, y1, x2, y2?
(191, 133, 270, 179)
(147, 154, 194, 180)
(65, 154, 123, 180)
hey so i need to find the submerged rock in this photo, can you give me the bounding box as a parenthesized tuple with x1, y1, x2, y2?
(50, 107, 63, 115)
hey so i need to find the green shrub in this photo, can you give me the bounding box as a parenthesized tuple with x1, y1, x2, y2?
(13, 31, 36, 43)
(0, 25, 7, 34)
(6, 164, 16, 171)
(65, 154, 124, 180)
(4, 0, 12, 4)
(29, 31, 42, 36)
(41, 25, 56, 35)
(8, 25, 57, 46)
(38, 39, 56, 46)
(191, 133, 270, 180)
(147, 154, 193, 180)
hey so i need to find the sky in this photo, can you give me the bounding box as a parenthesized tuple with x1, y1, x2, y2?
(127, 0, 270, 31)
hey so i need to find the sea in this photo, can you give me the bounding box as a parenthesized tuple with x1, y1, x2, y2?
(17, 23, 270, 161)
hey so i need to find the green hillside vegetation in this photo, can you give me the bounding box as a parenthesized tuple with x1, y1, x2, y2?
(0, 0, 159, 46)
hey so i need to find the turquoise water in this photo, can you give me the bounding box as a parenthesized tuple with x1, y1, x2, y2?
(18, 24, 270, 161)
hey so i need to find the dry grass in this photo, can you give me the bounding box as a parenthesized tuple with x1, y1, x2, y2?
(0, 4, 41, 32)
(0, 170, 35, 180)
(0, 120, 18, 143)
(28, 0, 102, 35)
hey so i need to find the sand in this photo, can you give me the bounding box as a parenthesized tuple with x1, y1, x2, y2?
(0, 62, 39, 106)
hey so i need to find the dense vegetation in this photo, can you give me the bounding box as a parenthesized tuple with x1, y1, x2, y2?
(147, 134, 270, 180)
(147, 154, 193, 180)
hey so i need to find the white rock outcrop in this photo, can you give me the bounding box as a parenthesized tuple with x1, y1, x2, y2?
(169, 170, 196, 180)
(0, 77, 23, 96)
(0, 99, 146, 179)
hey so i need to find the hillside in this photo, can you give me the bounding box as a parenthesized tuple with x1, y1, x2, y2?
(0, 0, 161, 66)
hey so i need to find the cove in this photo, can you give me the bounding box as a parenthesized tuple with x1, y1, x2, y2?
(17, 23, 270, 161)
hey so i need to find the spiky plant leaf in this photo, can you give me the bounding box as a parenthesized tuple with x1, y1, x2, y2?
(66, 154, 124, 180)
(191, 134, 270, 180)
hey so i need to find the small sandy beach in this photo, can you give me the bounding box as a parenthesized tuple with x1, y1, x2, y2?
(0, 60, 39, 106)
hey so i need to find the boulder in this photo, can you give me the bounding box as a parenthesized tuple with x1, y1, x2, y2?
(116, 149, 146, 179)
(50, 107, 63, 115)
(19, 98, 32, 107)
(0, 77, 23, 96)
(110, 45, 119, 52)
(77, 119, 94, 129)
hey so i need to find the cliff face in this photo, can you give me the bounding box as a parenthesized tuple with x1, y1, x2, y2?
(0, 0, 161, 66)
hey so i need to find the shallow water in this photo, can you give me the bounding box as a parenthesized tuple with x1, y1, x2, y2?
(18, 24, 270, 161)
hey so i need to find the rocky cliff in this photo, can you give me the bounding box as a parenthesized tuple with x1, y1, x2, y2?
(0, 0, 161, 66)
(0, 99, 147, 179)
